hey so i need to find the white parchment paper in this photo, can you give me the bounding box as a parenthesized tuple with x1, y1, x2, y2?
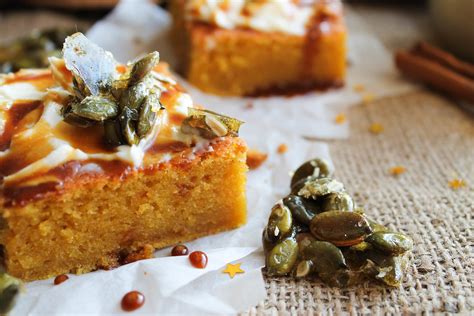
(11, 1, 417, 315)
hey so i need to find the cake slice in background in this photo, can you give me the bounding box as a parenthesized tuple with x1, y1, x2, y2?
(170, 0, 347, 96)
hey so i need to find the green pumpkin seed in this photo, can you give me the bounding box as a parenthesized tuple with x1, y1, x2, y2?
(129, 51, 160, 86)
(120, 79, 149, 111)
(72, 95, 118, 121)
(368, 219, 389, 233)
(290, 176, 311, 195)
(349, 241, 372, 252)
(62, 102, 95, 128)
(119, 107, 139, 145)
(366, 232, 413, 255)
(298, 177, 344, 199)
(181, 108, 243, 139)
(365, 252, 408, 287)
(295, 232, 316, 254)
(300, 240, 349, 286)
(300, 240, 347, 269)
(290, 158, 334, 188)
(283, 195, 321, 225)
(104, 119, 124, 146)
(295, 260, 314, 278)
(137, 92, 163, 138)
(321, 192, 354, 212)
(0, 272, 21, 314)
(265, 203, 293, 242)
(310, 210, 372, 247)
(266, 238, 299, 276)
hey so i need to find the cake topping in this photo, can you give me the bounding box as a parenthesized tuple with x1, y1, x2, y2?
(171, 244, 189, 256)
(121, 291, 145, 312)
(185, 0, 342, 36)
(181, 108, 243, 139)
(189, 251, 208, 269)
(61, 33, 164, 146)
(0, 33, 243, 206)
(53, 274, 69, 285)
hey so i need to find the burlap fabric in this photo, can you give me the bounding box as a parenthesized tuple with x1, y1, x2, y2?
(248, 91, 473, 315)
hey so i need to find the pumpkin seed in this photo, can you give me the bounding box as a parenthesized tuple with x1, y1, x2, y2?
(119, 79, 149, 111)
(72, 95, 118, 122)
(368, 219, 389, 233)
(0, 272, 21, 314)
(300, 240, 347, 270)
(300, 240, 349, 286)
(119, 107, 139, 145)
(366, 232, 413, 255)
(298, 177, 344, 199)
(181, 108, 243, 139)
(104, 119, 124, 146)
(62, 102, 95, 128)
(365, 252, 409, 287)
(310, 210, 372, 247)
(349, 241, 372, 252)
(283, 195, 320, 225)
(137, 92, 163, 138)
(129, 51, 160, 86)
(266, 203, 293, 242)
(266, 238, 299, 276)
(321, 192, 354, 212)
(295, 260, 314, 278)
(290, 176, 311, 195)
(295, 232, 316, 254)
(290, 158, 334, 188)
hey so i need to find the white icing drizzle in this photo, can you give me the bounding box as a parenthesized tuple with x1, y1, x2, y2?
(186, 0, 327, 35)
(0, 67, 207, 188)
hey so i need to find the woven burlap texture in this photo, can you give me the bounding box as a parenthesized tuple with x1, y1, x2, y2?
(247, 91, 474, 315)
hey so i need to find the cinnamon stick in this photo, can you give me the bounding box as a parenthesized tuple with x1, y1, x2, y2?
(413, 41, 474, 80)
(395, 51, 474, 104)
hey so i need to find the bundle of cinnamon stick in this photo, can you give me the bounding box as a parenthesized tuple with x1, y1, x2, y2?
(395, 41, 474, 104)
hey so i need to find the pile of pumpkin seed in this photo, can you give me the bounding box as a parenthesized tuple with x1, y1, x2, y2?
(59, 33, 242, 146)
(0, 269, 21, 314)
(263, 158, 413, 287)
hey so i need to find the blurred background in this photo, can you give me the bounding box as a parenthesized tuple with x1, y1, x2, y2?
(0, 0, 472, 73)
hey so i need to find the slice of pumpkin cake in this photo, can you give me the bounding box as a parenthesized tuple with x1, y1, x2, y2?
(170, 0, 346, 96)
(0, 33, 247, 281)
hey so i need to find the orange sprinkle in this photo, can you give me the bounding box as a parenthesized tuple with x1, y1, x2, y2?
(334, 113, 346, 124)
(362, 93, 375, 104)
(449, 179, 467, 190)
(369, 123, 384, 134)
(389, 166, 406, 176)
(277, 143, 288, 154)
(353, 84, 365, 92)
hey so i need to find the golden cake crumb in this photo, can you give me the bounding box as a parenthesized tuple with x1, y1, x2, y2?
(389, 166, 406, 176)
(362, 93, 375, 104)
(246, 149, 268, 169)
(369, 123, 384, 134)
(352, 84, 365, 92)
(334, 113, 346, 124)
(277, 144, 288, 154)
